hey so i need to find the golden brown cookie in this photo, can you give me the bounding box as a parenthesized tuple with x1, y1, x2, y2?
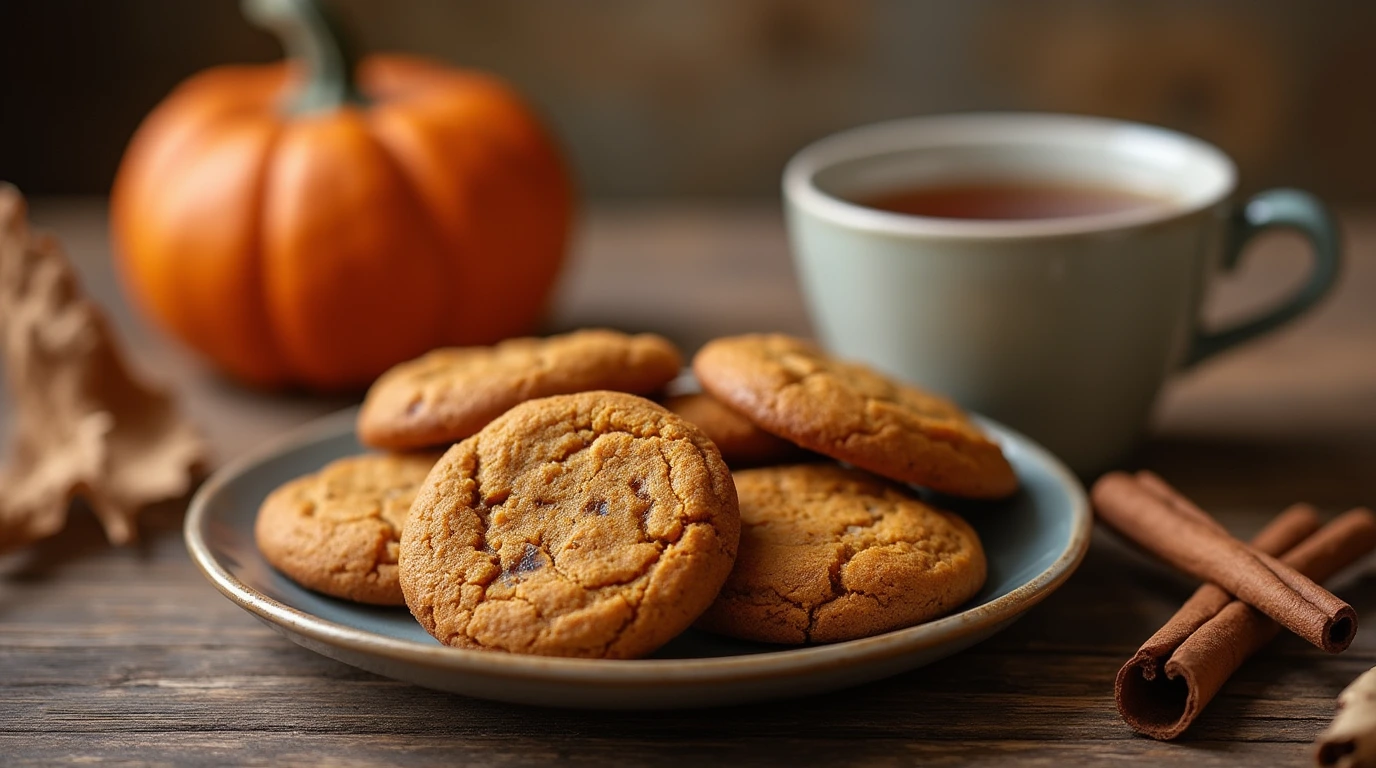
(255, 452, 440, 605)
(358, 329, 683, 451)
(399, 391, 740, 658)
(693, 334, 1017, 498)
(662, 393, 807, 468)
(696, 463, 986, 644)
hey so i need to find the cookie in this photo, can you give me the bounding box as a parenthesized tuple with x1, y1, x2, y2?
(693, 334, 1017, 498)
(399, 391, 740, 658)
(255, 452, 440, 605)
(696, 463, 986, 644)
(662, 393, 806, 467)
(358, 329, 683, 450)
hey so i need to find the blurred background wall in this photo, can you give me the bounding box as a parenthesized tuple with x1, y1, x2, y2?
(2, 0, 1373, 201)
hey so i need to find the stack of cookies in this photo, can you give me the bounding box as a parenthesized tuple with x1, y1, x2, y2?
(254, 329, 1018, 658)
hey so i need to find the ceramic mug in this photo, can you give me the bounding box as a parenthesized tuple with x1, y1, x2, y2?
(783, 113, 1341, 474)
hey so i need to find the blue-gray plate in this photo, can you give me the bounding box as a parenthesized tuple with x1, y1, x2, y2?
(185, 407, 1089, 709)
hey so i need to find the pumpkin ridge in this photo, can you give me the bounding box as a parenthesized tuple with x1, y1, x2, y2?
(362, 83, 573, 347)
(259, 110, 452, 389)
(243, 119, 297, 386)
(361, 107, 461, 353)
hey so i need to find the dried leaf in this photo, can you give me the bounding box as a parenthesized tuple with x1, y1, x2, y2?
(0, 184, 208, 552)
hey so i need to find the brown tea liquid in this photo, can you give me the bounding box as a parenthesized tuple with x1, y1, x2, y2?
(858, 181, 1166, 221)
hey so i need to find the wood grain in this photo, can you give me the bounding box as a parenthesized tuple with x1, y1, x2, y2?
(1, 200, 1374, 766)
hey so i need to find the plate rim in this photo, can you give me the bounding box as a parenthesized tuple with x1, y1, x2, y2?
(185, 405, 1091, 688)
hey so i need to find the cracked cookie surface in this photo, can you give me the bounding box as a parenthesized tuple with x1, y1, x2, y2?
(358, 329, 683, 451)
(663, 393, 807, 468)
(399, 391, 740, 658)
(255, 452, 440, 605)
(696, 464, 986, 644)
(693, 334, 1017, 498)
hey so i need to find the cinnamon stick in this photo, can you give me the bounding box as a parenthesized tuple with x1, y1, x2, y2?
(1121, 503, 1320, 678)
(1117, 505, 1376, 739)
(1134, 471, 1234, 535)
(1092, 472, 1359, 653)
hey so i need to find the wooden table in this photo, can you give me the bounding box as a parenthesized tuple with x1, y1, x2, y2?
(3, 199, 1374, 766)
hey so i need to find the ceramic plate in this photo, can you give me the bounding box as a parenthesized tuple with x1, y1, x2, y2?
(185, 406, 1090, 709)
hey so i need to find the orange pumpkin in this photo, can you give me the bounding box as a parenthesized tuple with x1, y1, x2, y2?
(111, 0, 573, 390)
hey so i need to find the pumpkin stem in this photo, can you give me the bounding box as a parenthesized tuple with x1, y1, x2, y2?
(242, 0, 366, 113)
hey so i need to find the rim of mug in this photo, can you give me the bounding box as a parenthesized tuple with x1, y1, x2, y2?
(783, 112, 1238, 240)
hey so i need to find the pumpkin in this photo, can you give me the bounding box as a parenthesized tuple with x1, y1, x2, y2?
(111, 0, 573, 390)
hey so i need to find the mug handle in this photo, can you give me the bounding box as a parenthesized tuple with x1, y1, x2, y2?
(1186, 188, 1342, 366)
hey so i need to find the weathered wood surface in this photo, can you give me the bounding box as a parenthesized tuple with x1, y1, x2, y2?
(1, 200, 1374, 766)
